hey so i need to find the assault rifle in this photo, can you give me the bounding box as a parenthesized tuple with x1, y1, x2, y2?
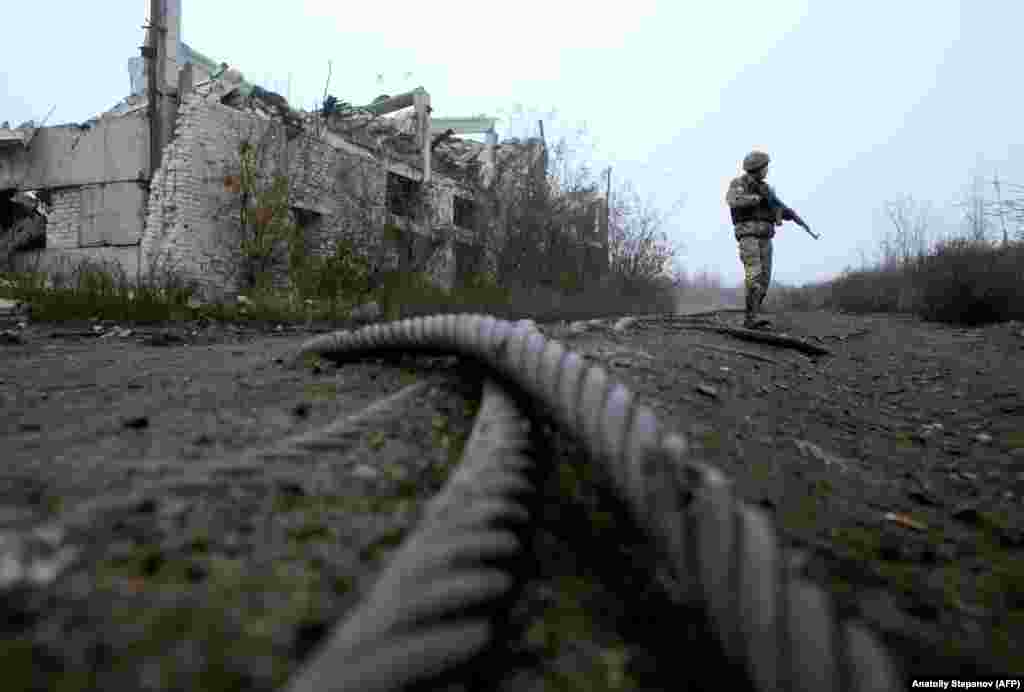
(761, 185, 819, 240)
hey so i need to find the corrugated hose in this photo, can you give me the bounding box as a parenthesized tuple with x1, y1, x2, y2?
(283, 313, 903, 692)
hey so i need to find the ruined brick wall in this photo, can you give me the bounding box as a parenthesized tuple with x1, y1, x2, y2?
(140, 94, 430, 299)
(140, 94, 237, 297)
(46, 189, 82, 249)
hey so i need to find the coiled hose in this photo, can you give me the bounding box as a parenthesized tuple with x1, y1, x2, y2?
(285, 313, 903, 692)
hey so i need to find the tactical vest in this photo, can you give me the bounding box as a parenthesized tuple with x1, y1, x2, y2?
(730, 176, 778, 225)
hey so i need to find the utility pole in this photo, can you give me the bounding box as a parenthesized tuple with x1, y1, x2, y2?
(993, 172, 1009, 248)
(605, 166, 612, 233)
(604, 166, 613, 276)
(536, 120, 548, 179)
(144, 0, 165, 179)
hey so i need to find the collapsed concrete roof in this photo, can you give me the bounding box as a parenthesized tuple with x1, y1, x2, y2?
(0, 123, 37, 149)
(173, 64, 535, 187)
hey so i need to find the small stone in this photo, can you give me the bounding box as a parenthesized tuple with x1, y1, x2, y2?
(975, 433, 993, 444)
(352, 464, 381, 480)
(613, 317, 636, 332)
(350, 301, 381, 323)
(696, 384, 718, 398)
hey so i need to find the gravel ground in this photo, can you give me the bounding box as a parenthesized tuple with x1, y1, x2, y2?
(1, 310, 1023, 689)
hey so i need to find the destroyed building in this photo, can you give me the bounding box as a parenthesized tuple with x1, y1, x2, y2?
(0, 0, 609, 298)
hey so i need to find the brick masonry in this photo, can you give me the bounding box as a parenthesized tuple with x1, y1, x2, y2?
(140, 94, 468, 299)
(28, 92, 593, 299)
(46, 189, 83, 250)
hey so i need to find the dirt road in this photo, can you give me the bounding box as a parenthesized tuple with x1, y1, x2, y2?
(1, 309, 1022, 689)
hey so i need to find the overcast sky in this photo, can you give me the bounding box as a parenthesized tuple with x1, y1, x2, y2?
(1, 1, 1019, 286)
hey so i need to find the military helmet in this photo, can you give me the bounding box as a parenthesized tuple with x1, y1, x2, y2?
(742, 150, 770, 173)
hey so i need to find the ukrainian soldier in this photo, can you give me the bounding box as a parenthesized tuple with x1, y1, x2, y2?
(726, 150, 810, 330)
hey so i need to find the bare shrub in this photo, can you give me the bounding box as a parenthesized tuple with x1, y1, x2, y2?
(822, 267, 903, 315)
(914, 238, 1023, 325)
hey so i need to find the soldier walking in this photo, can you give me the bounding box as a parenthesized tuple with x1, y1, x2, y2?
(726, 150, 814, 330)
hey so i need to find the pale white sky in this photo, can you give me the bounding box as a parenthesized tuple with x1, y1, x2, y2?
(1, 1, 1019, 286)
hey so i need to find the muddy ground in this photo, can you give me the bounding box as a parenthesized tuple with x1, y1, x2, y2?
(1, 309, 1023, 689)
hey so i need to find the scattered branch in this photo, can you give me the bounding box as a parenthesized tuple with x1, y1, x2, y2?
(663, 321, 832, 356)
(692, 343, 779, 364)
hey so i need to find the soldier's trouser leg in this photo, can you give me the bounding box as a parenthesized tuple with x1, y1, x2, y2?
(738, 237, 766, 321)
(756, 238, 773, 311)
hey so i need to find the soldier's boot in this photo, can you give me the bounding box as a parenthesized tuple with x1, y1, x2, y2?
(743, 289, 760, 329)
(744, 289, 772, 330)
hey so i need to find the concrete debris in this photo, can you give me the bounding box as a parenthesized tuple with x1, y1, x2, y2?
(99, 327, 134, 339)
(0, 330, 25, 345)
(350, 301, 382, 324)
(351, 464, 381, 481)
(0, 124, 35, 148)
(793, 438, 852, 472)
(0, 530, 80, 590)
(696, 384, 719, 398)
(613, 317, 637, 332)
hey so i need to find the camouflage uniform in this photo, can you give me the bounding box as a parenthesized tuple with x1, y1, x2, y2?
(726, 153, 789, 326)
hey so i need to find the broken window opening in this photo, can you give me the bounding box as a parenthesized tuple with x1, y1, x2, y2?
(386, 172, 421, 219)
(383, 224, 414, 271)
(453, 197, 477, 230)
(1, 189, 47, 259)
(291, 207, 324, 255)
(292, 207, 323, 232)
